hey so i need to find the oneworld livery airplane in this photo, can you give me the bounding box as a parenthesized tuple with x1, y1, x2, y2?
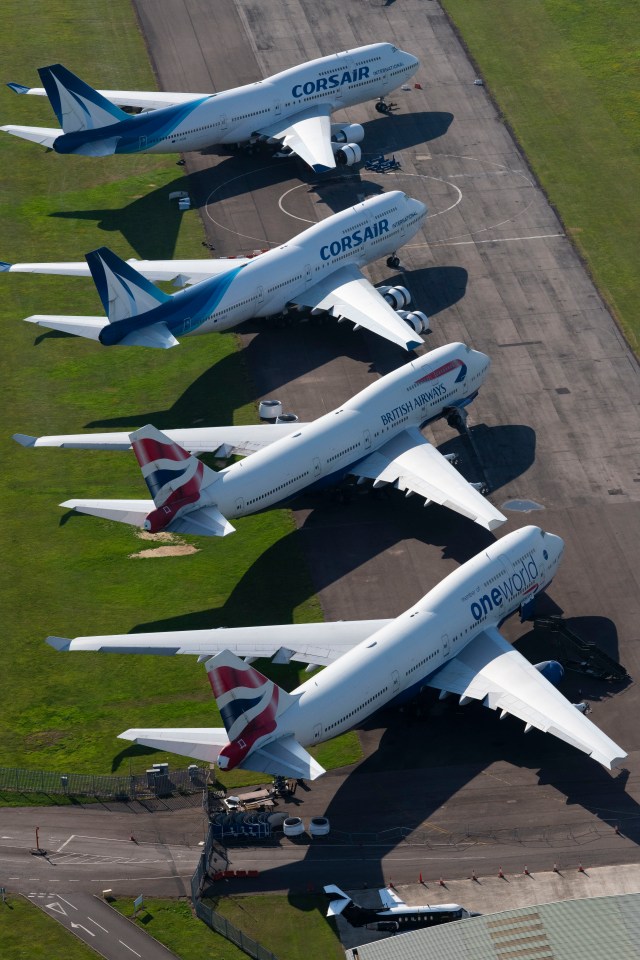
(1, 43, 419, 171)
(10, 191, 428, 351)
(48, 527, 627, 780)
(15, 343, 506, 535)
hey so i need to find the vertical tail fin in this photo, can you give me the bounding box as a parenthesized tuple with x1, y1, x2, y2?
(86, 247, 170, 323)
(131, 424, 218, 533)
(38, 64, 130, 132)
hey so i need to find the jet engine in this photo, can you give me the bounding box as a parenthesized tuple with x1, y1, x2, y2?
(534, 660, 565, 687)
(332, 143, 362, 166)
(377, 285, 411, 310)
(396, 310, 430, 335)
(330, 123, 365, 144)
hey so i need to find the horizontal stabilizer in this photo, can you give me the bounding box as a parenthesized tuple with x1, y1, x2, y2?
(0, 124, 60, 147)
(170, 506, 235, 537)
(61, 498, 151, 527)
(118, 727, 229, 763)
(119, 322, 179, 349)
(71, 137, 120, 157)
(7, 82, 31, 95)
(240, 734, 326, 780)
(25, 314, 108, 340)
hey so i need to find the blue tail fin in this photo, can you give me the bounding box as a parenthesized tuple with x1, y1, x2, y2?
(38, 64, 129, 133)
(86, 247, 170, 323)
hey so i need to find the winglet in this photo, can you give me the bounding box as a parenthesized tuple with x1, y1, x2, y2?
(7, 82, 30, 95)
(13, 433, 36, 447)
(47, 636, 71, 651)
(0, 261, 11, 271)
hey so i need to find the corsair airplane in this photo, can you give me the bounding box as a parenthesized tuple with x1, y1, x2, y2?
(15, 343, 507, 535)
(324, 884, 475, 929)
(47, 526, 627, 780)
(8, 191, 428, 351)
(1, 43, 418, 170)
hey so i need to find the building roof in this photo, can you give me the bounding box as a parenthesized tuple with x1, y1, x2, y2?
(346, 893, 640, 960)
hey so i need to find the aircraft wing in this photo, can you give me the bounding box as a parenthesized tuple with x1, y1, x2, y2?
(7, 82, 207, 111)
(14, 422, 309, 455)
(47, 619, 392, 666)
(2, 257, 251, 286)
(118, 727, 229, 763)
(424, 625, 627, 770)
(379, 887, 406, 909)
(258, 104, 335, 172)
(295, 264, 423, 352)
(350, 426, 506, 531)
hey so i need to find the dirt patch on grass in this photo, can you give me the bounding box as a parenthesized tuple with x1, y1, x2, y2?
(129, 530, 200, 558)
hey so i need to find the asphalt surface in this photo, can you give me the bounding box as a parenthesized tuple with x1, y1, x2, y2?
(4, 0, 639, 938)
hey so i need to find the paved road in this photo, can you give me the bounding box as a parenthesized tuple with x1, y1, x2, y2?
(3, 0, 637, 922)
(29, 890, 179, 959)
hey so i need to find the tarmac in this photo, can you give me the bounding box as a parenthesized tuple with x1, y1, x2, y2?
(3, 0, 639, 935)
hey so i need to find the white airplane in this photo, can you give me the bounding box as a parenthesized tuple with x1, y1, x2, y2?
(47, 526, 627, 780)
(324, 884, 476, 929)
(1, 43, 418, 170)
(15, 343, 507, 535)
(7, 191, 428, 351)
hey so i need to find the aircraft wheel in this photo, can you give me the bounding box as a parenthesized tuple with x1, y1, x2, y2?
(375, 101, 388, 114)
(386, 255, 401, 269)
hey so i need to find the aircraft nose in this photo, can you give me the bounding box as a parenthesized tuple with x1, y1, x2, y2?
(413, 198, 428, 219)
(542, 530, 565, 562)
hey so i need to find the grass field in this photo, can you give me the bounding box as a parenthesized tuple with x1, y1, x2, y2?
(0, 0, 342, 780)
(440, 0, 640, 354)
(115, 895, 343, 960)
(0, 895, 97, 960)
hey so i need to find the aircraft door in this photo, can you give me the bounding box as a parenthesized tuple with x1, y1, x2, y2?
(391, 670, 400, 691)
(235, 497, 245, 513)
(219, 113, 228, 131)
(256, 285, 264, 306)
(313, 723, 322, 741)
(274, 99, 282, 117)
(139, 135, 147, 151)
(441, 634, 450, 659)
(313, 457, 321, 477)
(363, 429, 371, 449)
(304, 264, 313, 285)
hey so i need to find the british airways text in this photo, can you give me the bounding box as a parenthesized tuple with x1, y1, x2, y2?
(320, 219, 389, 260)
(470, 557, 539, 621)
(292, 66, 370, 98)
(380, 383, 447, 425)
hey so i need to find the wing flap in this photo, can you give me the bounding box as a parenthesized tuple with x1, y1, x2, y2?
(45, 619, 392, 664)
(259, 105, 335, 172)
(351, 426, 506, 531)
(296, 265, 423, 352)
(240, 735, 326, 780)
(13, 422, 309, 454)
(118, 727, 229, 763)
(425, 626, 627, 770)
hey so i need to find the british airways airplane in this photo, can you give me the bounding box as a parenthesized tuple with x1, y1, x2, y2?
(48, 526, 627, 780)
(9, 191, 428, 351)
(1, 43, 419, 171)
(15, 343, 507, 535)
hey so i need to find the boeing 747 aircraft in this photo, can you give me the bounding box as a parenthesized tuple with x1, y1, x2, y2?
(1, 43, 418, 171)
(15, 343, 507, 534)
(8, 191, 428, 351)
(48, 526, 627, 780)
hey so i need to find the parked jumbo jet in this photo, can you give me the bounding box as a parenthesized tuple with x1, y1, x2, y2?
(48, 526, 627, 780)
(7, 191, 428, 351)
(14, 343, 506, 535)
(1, 43, 418, 170)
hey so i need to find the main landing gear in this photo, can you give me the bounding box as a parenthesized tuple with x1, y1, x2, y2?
(375, 99, 397, 115)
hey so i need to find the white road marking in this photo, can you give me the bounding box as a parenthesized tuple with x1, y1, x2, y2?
(432, 233, 564, 247)
(56, 834, 75, 853)
(119, 940, 141, 956)
(71, 921, 95, 937)
(57, 895, 78, 911)
(45, 902, 67, 915)
(87, 916, 109, 933)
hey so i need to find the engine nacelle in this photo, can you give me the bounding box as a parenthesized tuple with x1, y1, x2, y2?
(534, 660, 565, 687)
(396, 310, 429, 333)
(332, 143, 362, 166)
(378, 285, 411, 310)
(330, 122, 365, 144)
